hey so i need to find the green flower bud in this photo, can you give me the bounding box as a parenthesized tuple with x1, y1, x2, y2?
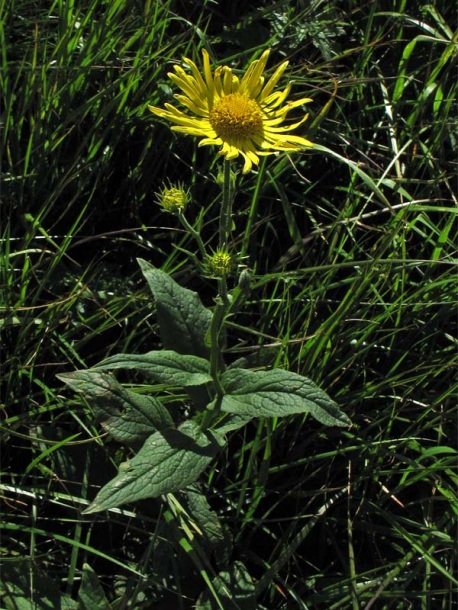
(155, 183, 190, 214)
(238, 266, 252, 293)
(204, 248, 237, 278)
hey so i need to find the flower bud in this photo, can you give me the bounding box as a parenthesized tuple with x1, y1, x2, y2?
(155, 183, 190, 214)
(238, 266, 252, 293)
(204, 248, 237, 278)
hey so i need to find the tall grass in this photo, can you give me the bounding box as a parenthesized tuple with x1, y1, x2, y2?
(1, 0, 457, 608)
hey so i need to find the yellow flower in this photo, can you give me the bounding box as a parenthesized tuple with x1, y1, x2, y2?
(149, 49, 313, 174)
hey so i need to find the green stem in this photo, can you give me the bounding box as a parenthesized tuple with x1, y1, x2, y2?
(201, 293, 226, 430)
(219, 158, 233, 250)
(209, 297, 226, 394)
(207, 160, 235, 413)
(178, 212, 207, 258)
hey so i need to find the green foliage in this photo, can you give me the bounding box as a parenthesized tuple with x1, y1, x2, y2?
(84, 420, 224, 513)
(94, 350, 214, 387)
(1, 0, 457, 608)
(0, 560, 78, 609)
(56, 369, 174, 445)
(77, 564, 111, 610)
(58, 259, 347, 519)
(219, 367, 350, 426)
(138, 259, 213, 359)
(196, 561, 256, 610)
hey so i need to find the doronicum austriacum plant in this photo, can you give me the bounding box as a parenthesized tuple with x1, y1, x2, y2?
(57, 48, 351, 605)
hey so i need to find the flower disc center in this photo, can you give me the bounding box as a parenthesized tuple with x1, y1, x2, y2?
(210, 93, 263, 141)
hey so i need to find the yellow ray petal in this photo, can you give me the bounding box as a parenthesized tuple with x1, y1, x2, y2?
(148, 47, 314, 173)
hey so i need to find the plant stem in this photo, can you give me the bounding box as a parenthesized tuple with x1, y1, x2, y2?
(219, 158, 233, 250)
(178, 212, 207, 258)
(208, 159, 235, 413)
(209, 296, 227, 394)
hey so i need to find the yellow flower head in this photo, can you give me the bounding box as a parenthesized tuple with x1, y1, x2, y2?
(155, 182, 190, 214)
(149, 49, 313, 174)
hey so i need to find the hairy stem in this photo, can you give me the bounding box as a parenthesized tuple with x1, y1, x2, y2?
(207, 160, 235, 415)
(219, 159, 233, 250)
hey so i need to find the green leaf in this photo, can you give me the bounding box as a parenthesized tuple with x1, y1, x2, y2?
(138, 258, 212, 358)
(0, 560, 78, 610)
(84, 420, 225, 513)
(94, 350, 212, 388)
(212, 412, 253, 435)
(220, 368, 351, 427)
(196, 561, 256, 610)
(77, 563, 112, 610)
(57, 370, 174, 445)
(183, 485, 226, 548)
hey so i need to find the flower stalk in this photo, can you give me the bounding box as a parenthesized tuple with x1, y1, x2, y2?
(207, 159, 237, 411)
(178, 211, 207, 259)
(219, 159, 233, 252)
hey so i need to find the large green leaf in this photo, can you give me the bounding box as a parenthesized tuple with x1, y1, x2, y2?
(220, 368, 351, 427)
(138, 258, 212, 358)
(57, 370, 174, 445)
(94, 350, 212, 388)
(84, 420, 224, 513)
